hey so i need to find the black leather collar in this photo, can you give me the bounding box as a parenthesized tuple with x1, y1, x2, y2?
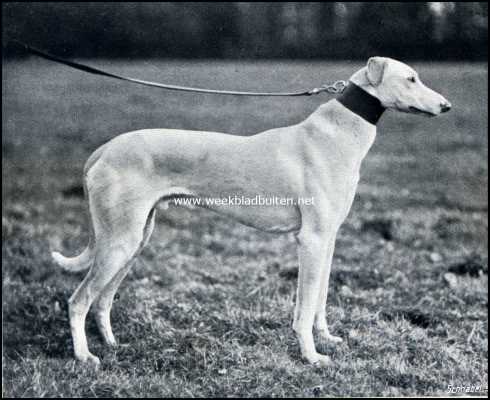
(336, 82, 386, 125)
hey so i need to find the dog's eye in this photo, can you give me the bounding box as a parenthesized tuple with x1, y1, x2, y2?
(407, 76, 416, 83)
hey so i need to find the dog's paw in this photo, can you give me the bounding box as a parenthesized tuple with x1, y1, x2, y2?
(308, 353, 332, 367)
(103, 335, 118, 349)
(318, 330, 343, 344)
(88, 354, 101, 367)
(77, 353, 101, 368)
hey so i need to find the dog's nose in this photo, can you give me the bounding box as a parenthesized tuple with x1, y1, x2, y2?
(440, 101, 452, 113)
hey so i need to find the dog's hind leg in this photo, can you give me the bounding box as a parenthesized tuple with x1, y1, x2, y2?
(93, 207, 156, 347)
(68, 244, 136, 365)
(68, 186, 155, 366)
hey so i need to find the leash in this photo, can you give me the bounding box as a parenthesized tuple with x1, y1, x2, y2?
(12, 40, 347, 97)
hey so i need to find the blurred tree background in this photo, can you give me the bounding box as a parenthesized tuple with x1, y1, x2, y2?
(2, 2, 488, 60)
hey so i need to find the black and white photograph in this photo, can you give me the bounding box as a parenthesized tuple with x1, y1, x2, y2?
(2, 2, 488, 397)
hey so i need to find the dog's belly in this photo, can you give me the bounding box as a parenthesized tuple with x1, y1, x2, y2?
(160, 188, 302, 233)
(203, 201, 301, 233)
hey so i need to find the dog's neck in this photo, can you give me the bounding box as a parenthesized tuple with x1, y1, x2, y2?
(336, 82, 385, 125)
(305, 96, 377, 165)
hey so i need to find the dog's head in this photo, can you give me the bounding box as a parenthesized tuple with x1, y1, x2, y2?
(351, 57, 451, 116)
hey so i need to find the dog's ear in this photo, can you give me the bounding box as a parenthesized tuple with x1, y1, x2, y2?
(366, 57, 387, 86)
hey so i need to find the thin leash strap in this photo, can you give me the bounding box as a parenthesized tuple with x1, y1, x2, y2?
(12, 40, 347, 97)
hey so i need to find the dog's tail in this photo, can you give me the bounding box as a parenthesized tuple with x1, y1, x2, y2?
(52, 144, 107, 273)
(51, 195, 95, 272)
(52, 245, 93, 272)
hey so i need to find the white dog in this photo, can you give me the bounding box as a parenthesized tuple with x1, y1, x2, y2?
(53, 57, 451, 367)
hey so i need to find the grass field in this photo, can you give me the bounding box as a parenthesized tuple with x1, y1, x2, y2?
(2, 59, 488, 397)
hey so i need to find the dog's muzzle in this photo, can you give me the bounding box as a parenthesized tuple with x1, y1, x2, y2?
(440, 101, 452, 113)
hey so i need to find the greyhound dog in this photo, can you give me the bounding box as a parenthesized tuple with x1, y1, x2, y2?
(53, 57, 451, 367)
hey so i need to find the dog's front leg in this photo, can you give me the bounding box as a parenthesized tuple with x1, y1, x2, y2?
(314, 234, 343, 344)
(293, 223, 334, 366)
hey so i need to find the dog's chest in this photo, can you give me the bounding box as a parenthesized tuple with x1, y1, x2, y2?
(309, 138, 364, 224)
